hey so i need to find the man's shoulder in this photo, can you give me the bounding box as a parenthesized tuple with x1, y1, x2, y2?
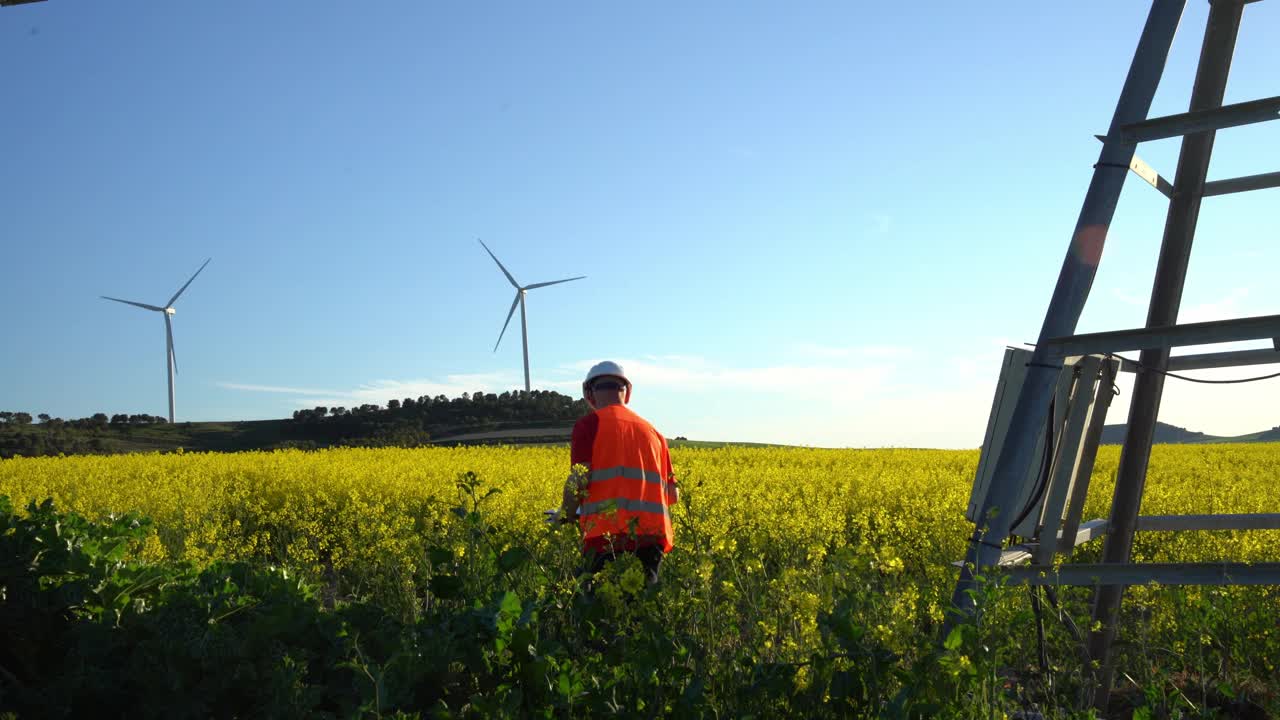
(594, 405, 664, 439)
(572, 412, 600, 432)
(570, 413, 599, 466)
(614, 406, 664, 441)
(571, 413, 600, 446)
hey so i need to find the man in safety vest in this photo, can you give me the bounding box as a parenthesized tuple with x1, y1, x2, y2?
(548, 361, 678, 584)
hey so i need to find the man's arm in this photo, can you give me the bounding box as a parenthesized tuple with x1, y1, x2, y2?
(555, 415, 596, 522)
(558, 465, 588, 519)
(663, 437, 679, 505)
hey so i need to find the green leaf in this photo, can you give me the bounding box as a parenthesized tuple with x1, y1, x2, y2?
(558, 672, 572, 699)
(104, 539, 129, 563)
(497, 547, 530, 573)
(498, 590, 521, 617)
(943, 626, 965, 651)
(427, 547, 453, 566)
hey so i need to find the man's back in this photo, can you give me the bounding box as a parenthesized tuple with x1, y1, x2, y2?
(572, 404, 676, 552)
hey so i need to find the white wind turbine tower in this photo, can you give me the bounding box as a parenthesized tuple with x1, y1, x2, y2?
(101, 258, 212, 424)
(479, 240, 584, 393)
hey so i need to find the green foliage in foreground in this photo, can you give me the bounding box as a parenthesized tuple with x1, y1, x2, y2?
(1, 486, 1276, 719)
(0, 492, 947, 718)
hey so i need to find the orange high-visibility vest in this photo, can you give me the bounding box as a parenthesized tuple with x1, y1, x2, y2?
(578, 404, 675, 552)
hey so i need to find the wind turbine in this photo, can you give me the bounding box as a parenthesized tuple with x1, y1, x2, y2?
(101, 258, 211, 424)
(479, 240, 584, 393)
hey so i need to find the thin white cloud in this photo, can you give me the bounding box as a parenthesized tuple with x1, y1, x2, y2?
(1178, 287, 1250, 325)
(572, 354, 900, 403)
(223, 349, 908, 414)
(571, 344, 1280, 447)
(1112, 288, 1147, 307)
(217, 382, 336, 396)
(220, 372, 528, 409)
(647, 375, 994, 449)
(787, 342, 915, 360)
(205, 344, 1267, 448)
(555, 353, 949, 446)
(1171, 287, 1259, 355)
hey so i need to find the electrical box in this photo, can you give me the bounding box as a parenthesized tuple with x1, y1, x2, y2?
(968, 348, 1117, 546)
(966, 347, 1071, 536)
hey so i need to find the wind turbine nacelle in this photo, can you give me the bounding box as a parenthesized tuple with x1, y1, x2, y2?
(165, 307, 176, 315)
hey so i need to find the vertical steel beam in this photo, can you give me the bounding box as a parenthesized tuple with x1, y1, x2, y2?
(1088, 0, 1245, 708)
(1057, 358, 1118, 555)
(947, 0, 1186, 621)
(1033, 356, 1103, 566)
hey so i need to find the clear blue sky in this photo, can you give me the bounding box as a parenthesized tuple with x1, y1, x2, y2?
(3, 1, 1278, 447)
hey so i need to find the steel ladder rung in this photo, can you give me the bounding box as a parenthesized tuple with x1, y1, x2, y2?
(1117, 95, 1280, 143)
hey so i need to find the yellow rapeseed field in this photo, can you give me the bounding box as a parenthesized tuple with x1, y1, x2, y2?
(3, 444, 1276, 569)
(2, 443, 1278, 691)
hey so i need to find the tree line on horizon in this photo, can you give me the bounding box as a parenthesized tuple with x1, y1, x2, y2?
(282, 389, 590, 449)
(0, 412, 170, 458)
(0, 411, 169, 429)
(0, 390, 590, 458)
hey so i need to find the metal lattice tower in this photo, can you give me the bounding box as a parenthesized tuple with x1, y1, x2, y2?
(950, 0, 1280, 708)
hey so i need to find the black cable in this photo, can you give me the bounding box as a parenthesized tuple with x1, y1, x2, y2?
(967, 530, 1005, 551)
(1029, 585, 1052, 694)
(1110, 352, 1280, 384)
(1043, 585, 1095, 687)
(1010, 393, 1057, 534)
(1163, 368, 1280, 384)
(1042, 587, 1084, 645)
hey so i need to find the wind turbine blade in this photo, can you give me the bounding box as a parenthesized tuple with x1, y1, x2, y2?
(165, 313, 178, 375)
(167, 257, 212, 307)
(493, 292, 520, 352)
(524, 275, 586, 290)
(478, 240, 520, 289)
(101, 296, 165, 312)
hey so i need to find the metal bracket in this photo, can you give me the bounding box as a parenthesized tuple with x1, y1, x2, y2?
(1095, 135, 1173, 197)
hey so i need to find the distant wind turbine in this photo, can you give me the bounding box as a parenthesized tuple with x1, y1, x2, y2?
(479, 240, 584, 393)
(101, 258, 211, 424)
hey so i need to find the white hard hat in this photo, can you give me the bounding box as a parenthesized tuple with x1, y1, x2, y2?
(584, 360, 629, 387)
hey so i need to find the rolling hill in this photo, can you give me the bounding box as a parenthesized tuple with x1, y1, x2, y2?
(1099, 421, 1280, 445)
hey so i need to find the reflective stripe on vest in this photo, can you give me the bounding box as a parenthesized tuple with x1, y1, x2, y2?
(588, 465, 668, 488)
(580, 496, 670, 517)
